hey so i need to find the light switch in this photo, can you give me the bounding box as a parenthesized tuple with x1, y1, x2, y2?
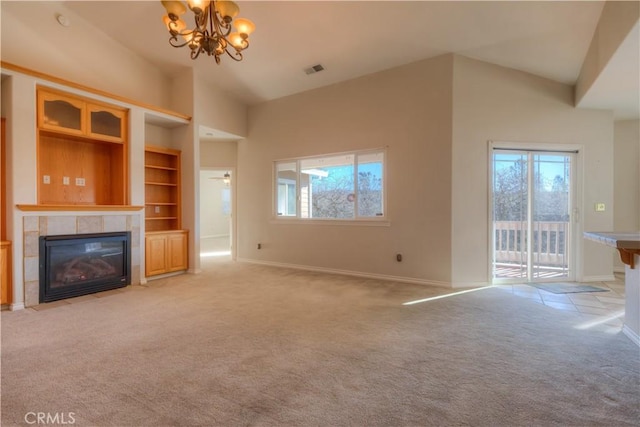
(63, 176, 70, 185)
(75, 177, 85, 186)
(43, 175, 50, 184)
(154, 206, 160, 213)
(595, 203, 606, 212)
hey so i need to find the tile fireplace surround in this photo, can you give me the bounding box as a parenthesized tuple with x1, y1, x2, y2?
(22, 214, 141, 307)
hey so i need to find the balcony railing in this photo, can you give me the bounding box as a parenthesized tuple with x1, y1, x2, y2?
(494, 221, 568, 267)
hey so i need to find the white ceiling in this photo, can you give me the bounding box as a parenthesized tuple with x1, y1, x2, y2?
(52, 1, 638, 119)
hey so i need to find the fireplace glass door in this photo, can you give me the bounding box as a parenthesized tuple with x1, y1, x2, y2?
(40, 232, 131, 302)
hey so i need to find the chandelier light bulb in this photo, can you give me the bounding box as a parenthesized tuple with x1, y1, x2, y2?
(161, 0, 186, 19)
(217, 1, 239, 19)
(228, 32, 246, 50)
(187, 0, 211, 14)
(233, 18, 255, 36)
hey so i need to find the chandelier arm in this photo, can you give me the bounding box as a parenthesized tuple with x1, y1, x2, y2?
(195, 8, 208, 32)
(224, 48, 243, 62)
(191, 48, 203, 60)
(211, 4, 232, 37)
(169, 35, 192, 49)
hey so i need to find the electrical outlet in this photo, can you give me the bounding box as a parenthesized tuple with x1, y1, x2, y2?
(154, 206, 160, 214)
(43, 175, 50, 184)
(75, 177, 85, 186)
(595, 203, 606, 212)
(63, 176, 70, 185)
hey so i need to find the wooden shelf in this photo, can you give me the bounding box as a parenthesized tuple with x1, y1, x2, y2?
(145, 145, 181, 232)
(17, 204, 143, 212)
(145, 182, 178, 187)
(145, 165, 177, 171)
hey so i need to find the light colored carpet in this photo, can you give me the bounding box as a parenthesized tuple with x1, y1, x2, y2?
(1, 259, 639, 426)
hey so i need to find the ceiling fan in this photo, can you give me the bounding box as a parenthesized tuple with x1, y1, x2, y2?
(209, 172, 231, 185)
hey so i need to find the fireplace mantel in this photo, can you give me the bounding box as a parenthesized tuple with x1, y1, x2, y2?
(18, 204, 144, 212)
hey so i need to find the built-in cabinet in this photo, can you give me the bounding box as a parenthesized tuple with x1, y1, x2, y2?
(145, 145, 188, 277)
(1, 242, 12, 305)
(145, 230, 188, 276)
(145, 146, 181, 232)
(1, 118, 10, 306)
(38, 88, 127, 142)
(36, 87, 128, 206)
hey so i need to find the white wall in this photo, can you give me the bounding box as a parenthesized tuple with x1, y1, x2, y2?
(200, 140, 238, 168)
(613, 119, 640, 270)
(145, 124, 175, 149)
(452, 55, 615, 285)
(240, 55, 454, 285)
(0, 1, 172, 109)
(576, 1, 640, 106)
(194, 74, 248, 138)
(199, 172, 231, 238)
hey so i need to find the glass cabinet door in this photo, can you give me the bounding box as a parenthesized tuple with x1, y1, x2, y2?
(88, 105, 126, 142)
(38, 92, 86, 136)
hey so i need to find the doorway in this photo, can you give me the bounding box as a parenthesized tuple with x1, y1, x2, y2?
(491, 148, 576, 283)
(199, 169, 233, 258)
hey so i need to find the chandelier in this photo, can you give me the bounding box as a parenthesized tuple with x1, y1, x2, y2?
(161, 0, 255, 63)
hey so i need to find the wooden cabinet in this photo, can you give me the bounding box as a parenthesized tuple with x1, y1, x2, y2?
(38, 90, 86, 136)
(38, 88, 126, 142)
(1, 118, 6, 240)
(145, 146, 181, 232)
(145, 231, 188, 276)
(1, 241, 12, 305)
(144, 145, 187, 277)
(36, 87, 128, 206)
(1, 120, 10, 305)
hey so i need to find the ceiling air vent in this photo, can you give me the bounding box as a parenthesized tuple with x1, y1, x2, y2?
(304, 64, 325, 75)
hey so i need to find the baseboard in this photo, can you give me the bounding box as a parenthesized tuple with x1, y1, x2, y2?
(201, 234, 230, 239)
(237, 258, 452, 288)
(145, 270, 187, 281)
(622, 325, 640, 347)
(613, 266, 625, 274)
(581, 275, 616, 282)
(451, 280, 491, 289)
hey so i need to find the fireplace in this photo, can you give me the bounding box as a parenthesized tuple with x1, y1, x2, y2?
(39, 232, 131, 303)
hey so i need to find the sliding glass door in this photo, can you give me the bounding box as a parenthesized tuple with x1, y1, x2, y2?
(492, 150, 574, 282)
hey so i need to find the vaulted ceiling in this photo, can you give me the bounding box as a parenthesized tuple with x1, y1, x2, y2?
(5, 1, 640, 119)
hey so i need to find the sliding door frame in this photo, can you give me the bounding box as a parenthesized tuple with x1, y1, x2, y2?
(488, 141, 584, 284)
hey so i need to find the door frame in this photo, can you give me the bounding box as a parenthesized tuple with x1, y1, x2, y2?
(488, 141, 584, 284)
(199, 167, 236, 260)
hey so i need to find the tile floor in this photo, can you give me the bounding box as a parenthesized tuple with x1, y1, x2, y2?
(494, 274, 626, 334)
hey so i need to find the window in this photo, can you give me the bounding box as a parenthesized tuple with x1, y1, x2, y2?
(275, 149, 385, 220)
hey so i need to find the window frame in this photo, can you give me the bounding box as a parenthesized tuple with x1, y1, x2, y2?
(273, 148, 388, 224)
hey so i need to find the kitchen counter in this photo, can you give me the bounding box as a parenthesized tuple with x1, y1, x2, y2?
(584, 231, 640, 346)
(584, 231, 640, 268)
